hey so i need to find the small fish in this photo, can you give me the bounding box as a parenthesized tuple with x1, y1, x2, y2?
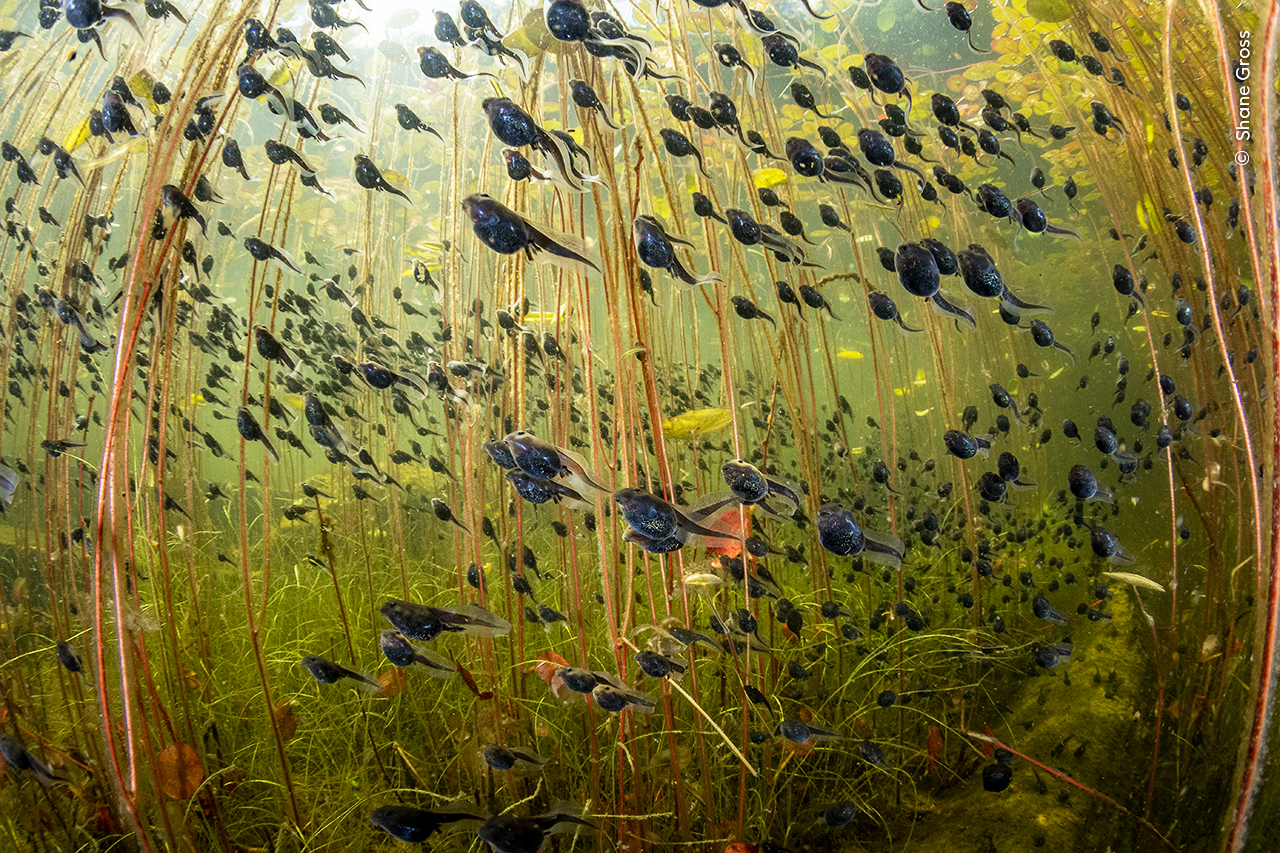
(815, 502, 905, 569)
(56, 640, 83, 674)
(731, 295, 776, 329)
(299, 654, 380, 690)
(482, 743, 546, 771)
(236, 406, 280, 462)
(353, 154, 411, 204)
(476, 809, 594, 853)
(614, 487, 736, 542)
(417, 45, 495, 81)
(798, 285, 839, 320)
(721, 459, 800, 515)
(463, 194, 601, 272)
(504, 430, 607, 492)
(264, 138, 315, 172)
(244, 236, 302, 274)
(431, 497, 469, 532)
(988, 383, 1024, 424)
(378, 630, 456, 675)
(0, 733, 59, 781)
(40, 439, 86, 458)
(318, 103, 361, 133)
(370, 805, 482, 843)
(633, 216, 719, 289)
(1031, 593, 1070, 626)
(1032, 642, 1073, 669)
(309, 0, 368, 31)
(635, 650, 686, 678)
(395, 103, 444, 141)
(380, 599, 512, 641)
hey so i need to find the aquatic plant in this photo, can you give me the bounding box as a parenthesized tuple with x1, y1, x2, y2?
(0, 1, 1274, 852)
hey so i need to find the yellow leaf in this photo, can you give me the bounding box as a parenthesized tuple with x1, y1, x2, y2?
(652, 196, 671, 218)
(753, 168, 788, 189)
(836, 347, 863, 359)
(1136, 194, 1162, 234)
(915, 408, 934, 417)
(64, 116, 92, 152)
(1049, 367, 1065, 378)
(661, 408, 733, 440)
(1131, 325, 1146, 332)
(914, 369, 927, 386)
(268, 57, 303, 87)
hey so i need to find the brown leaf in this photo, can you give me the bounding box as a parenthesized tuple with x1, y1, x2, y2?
(155, 743, 204, 799)
(534, 652, 575, 701)
(451, 655, 494, 700)
(376, 668, 407, 698)
(273, 701, 298, 741)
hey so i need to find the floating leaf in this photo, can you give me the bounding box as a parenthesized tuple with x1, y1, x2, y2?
(752, 168, 788, 189)
(662, 408, 733, 440)
(836, 347, 863, 359)
(155, 743, 204, 800)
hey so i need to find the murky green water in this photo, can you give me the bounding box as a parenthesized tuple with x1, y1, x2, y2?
(0, 1, 1273, 852)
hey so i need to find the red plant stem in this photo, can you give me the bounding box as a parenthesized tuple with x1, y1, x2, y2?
(1221, 1, 1280, 850)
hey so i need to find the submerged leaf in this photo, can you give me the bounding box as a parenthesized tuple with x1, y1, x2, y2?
(1101, 571, 1166, 592)
(662, 408, 733, 440)
(155, 743, 204, 799)
(753, 168, 788, 189)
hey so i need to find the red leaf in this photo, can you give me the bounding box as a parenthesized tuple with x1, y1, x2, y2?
(926, 725, 942, 775)
(451, 655, 493, 700)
